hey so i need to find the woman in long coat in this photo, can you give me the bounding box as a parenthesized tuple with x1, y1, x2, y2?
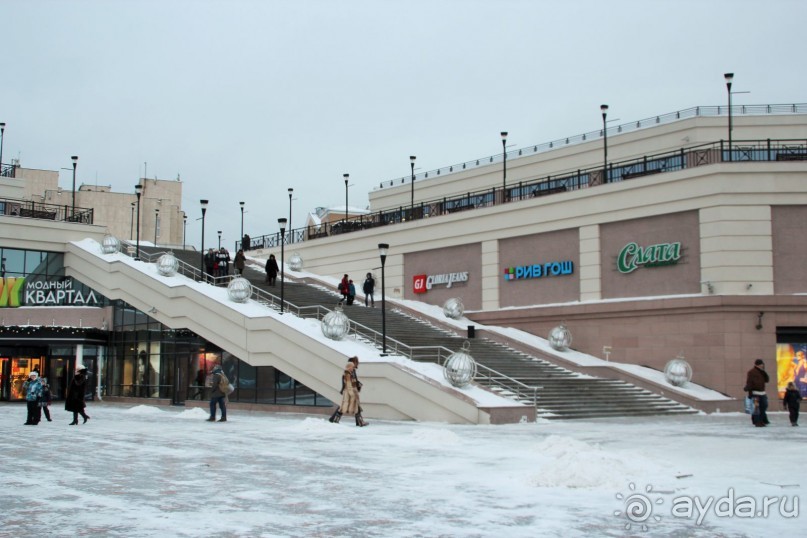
(329, 356, 368, 426)
(65, 366, 90, 425)
(265, 254, 279, 285)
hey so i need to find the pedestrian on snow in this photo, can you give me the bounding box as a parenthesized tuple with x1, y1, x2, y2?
(783, 381, 802, 426)
(23, 371, 43, 425)
(204, 248, 216, 282)
(347, 280, 356, 305)
(329, 356, 368, 426)
(265, 254, 279, 285)
(363, 272, 375, 307)
(242, 234, 250, 251)
(337, 274, 349, 304)
(40, 377, 53, 422)
(745, 359, 770, 427)
(65, 366, 90, 425)
(217, 248, 231, 278)
(207, 365, 228, 422)
(234, 249, 246, 275)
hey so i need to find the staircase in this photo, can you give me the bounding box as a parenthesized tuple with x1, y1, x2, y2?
(140, 246, 696, 420)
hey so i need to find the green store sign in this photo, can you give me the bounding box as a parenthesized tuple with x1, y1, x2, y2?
(617, 241, 682, 274)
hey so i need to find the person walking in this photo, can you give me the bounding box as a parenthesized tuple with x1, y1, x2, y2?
(783, 381, 802, 426)
(337, 274, 349, 304)
(363, 272, 375, 307)
(347, 280, 356, 305)
(40, 377, 53, 422)
(329, 357, 368, 426)
(234, 249, 246, 275)
(217, 248, 231, 278)
(207, 365, 227, 422)
(204, 248, 216, 282)
(65, 366, 91, 425)
(23, 371, 44, 425)
(265, 254, 279, 286)
(745, 359, 770, 427)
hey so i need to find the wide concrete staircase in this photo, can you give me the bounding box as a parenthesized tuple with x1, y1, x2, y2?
(148, 247, 695, 420)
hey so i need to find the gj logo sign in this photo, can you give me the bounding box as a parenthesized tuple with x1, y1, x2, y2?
(413, 275, 427, 294)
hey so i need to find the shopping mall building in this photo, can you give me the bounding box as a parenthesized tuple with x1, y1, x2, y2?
(2, 103, 807, 418)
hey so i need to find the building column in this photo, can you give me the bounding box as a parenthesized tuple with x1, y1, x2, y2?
(579, 224, 602, 302)
(481, 240, 500, 310)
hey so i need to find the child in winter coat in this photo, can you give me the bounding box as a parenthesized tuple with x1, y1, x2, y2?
(40, 377, 53, 422)
(783, 381, 802, 426)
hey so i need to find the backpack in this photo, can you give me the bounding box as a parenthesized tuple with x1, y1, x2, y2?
(219, 373, 235, 395)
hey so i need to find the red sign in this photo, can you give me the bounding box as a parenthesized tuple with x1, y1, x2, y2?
(413, 275, 427, 294)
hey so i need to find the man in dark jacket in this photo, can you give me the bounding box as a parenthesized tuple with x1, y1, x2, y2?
(745, 359, 770, 427)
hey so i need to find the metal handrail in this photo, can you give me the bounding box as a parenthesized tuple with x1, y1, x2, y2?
(0, 196, 94, 223)
(117, 244, 542, 406)
(246, 137, 807, 250)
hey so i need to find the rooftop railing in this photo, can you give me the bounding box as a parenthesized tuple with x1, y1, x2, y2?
(378, 103, 807, 189)
(0, 196, 94, 224)
(246, 137, 807, 251)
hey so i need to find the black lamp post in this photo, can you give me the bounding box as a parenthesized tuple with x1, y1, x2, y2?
(288, 188, 293, 242)
(601, 104, 609, 183)
(217, 230, 222, 250)
(182, 214, 187, 250)
(0, 122, 6, 171)
(278, 217, 287, 313)
(200, 199, 208, 280)
(409, 155, 416, 215)
(378, 242, 389, 354)
(500, 132, 508, 202)
(134, 184, 143, 260)
(724, 72, 734, 162)
(154, 208, 159, 245)
(130, 202, 135, 239)
(343, 173, 349, 224)
(239, 201, 245, 241)
(71, 155, 78, 217)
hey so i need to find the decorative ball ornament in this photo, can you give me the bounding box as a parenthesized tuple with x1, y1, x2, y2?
(664, 355, 693, 387)
(156, 252, 179, 276)
(288, 252, 303, 271)
(101, 234, 120, 254)
(443, 341, 478, 388)
(442, 297, 465, 319)
(227, 277, 253, 303)
(321, 305, 350, 340)
(548, 324, 572, 351)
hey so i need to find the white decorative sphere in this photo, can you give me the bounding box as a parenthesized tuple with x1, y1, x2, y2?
(548, 324, 572, 351)
(227, 277, 253, 303)
(288, 252, 303, 271)
(156, 252, 179, 276)
(101, 234, 120, 254)
(321, 305, 350, 340)
(442, 298, 465, 319)
(664, 357, 693, 387)
(444, 342, 478, 388)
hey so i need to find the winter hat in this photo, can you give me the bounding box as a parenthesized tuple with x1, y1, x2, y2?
(29, 371, 38, 379)
(754, 359, 764, 366)
(77, 365, 88, 372)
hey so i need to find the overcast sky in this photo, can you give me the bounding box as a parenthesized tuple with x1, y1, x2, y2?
(3, 0, 806, 249)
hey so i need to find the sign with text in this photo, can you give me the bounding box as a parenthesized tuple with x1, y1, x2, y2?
(0, 277, 100, 308)
(504, 261, 574, 281)
(413, 272, 469, 294)
(617, 241, 682, 274)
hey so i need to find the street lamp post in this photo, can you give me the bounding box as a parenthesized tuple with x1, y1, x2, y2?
(182, 215, 187, 250)
(278, 218, 287, 314)
(288, 188, 293, 242)
(409, 155, 416, 216)
(130, 202, 135, 239)
(239, 201, 245, 242)
(343, 173, 349, 225)
(200, 200, 208, 281)
(601, 104, 609, 183)
(71, 155, 78, 217)
(500, 132, 508, 202)
(134, 184, 143, 260)
(378, 243, 389, 354)
(724, 72, 734, 162)
(0, 122, 6, 172)
(217, 230, 222, 250)
(154, 209, 159, 246)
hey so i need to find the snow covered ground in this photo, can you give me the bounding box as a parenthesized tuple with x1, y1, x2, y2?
(3, 403, 804, 537)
